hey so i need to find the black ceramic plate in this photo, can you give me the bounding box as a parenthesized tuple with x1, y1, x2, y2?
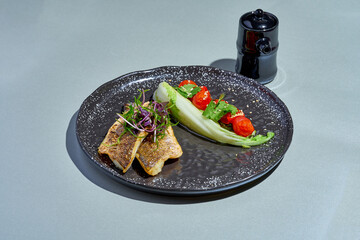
(76, 66, 293, 196)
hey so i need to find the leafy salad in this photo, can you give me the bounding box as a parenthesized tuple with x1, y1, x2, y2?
(154, 81, 274, 148)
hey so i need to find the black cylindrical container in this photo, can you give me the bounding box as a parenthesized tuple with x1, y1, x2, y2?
(235, 9, 279, 84)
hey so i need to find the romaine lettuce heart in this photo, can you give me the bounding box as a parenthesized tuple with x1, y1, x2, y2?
(154, 82, 274, 147)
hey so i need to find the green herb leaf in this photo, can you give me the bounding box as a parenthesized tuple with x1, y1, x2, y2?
(175, 84, 201, 98)
(203, 97, 238, 122)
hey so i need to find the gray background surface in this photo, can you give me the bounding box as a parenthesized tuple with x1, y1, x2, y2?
(1, 0, 359, 239)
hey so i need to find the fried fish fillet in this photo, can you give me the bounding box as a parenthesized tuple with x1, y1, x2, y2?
(135, 126, 183, 176)
(98, 118, 148, 173)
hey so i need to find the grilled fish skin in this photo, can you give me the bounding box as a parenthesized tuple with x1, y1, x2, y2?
(135, 125, 183, 176)
(98, 101, 182, 176)
(98, 118, 148, 173)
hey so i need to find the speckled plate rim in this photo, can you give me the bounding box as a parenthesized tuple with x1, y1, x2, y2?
(76, 65, 293, 196)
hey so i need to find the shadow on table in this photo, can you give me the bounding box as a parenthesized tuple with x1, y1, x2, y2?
(209, 58, 237, 72)
(210, 58, 292, 95)
(67, 109, 279, 204)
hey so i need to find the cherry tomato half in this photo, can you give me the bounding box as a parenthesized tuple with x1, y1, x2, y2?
(179, 80, 197, 87)
(192, 86, 211, 110)
(220, 109, 245, 124)
(232, 116, 254, 137)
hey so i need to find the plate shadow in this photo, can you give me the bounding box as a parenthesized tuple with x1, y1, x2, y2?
(66, 111, 280, 204)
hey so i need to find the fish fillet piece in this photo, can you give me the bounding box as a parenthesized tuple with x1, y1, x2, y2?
(135, 125, 183, 176)
(98, 118, 148, 173)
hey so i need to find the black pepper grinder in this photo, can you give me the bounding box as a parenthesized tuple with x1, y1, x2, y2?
(235, 9, 279, 84)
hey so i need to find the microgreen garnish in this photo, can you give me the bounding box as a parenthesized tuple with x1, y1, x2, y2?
(175, 84, 201, 98)
(114, 89, 175, 145)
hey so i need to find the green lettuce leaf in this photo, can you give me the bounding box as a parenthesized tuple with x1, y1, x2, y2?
(175, 84, 201, 98)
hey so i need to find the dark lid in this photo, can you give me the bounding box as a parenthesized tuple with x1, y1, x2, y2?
(240, 9, 278, 31)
